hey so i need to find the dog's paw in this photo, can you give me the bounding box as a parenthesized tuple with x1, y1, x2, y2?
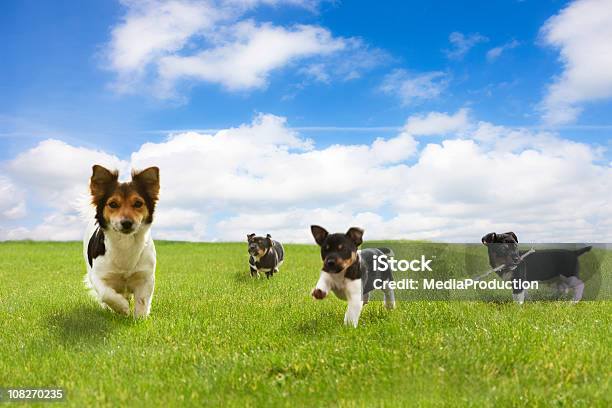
(343, 313, 359, 328)
(105, 298, 130, 315)
(133, 310, 150, 319)
(311, 288, 327, 299)
(512, 291, 525, 305)
(134, 298, 150, 319)
(385, 301, 396, 310)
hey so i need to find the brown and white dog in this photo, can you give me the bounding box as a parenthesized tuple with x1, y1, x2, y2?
(83, 165, 160, 318)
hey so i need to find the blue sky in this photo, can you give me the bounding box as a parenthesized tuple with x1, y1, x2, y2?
(1, 0, 611, 242)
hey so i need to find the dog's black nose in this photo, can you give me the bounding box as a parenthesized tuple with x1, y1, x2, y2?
(325, 258, 336, 268)
(121, 220, 133, 230)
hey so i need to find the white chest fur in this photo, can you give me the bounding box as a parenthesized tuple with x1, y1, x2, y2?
(83, 221, 157, 318)
(314, 270, 363, 327)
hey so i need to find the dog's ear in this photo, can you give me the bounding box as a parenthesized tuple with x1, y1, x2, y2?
(266, 234, 272, 245)
(247, 233, 255, 241)
(311, 225, 328, 246)
(90, 165, 118, 202)
(132, 167, 160, 202)
(506, 231, 518, 243)
(346, 227, 364, 247)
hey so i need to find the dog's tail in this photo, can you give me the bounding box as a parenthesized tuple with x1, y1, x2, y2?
(575, 246, 592, 256)
(378, 247, 395, 257)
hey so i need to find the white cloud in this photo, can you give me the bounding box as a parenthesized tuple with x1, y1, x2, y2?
(153, 207, 207, 241)
(404, 109, 470, 136)
(445, 31, 488, 60)
(381, 69, 449, 105)
(157, 21, 345, 92)
(105, 0, 375, 96)
(107, 0, 219, 80)
(395, 134, 612, 242)
(0, 176, 26, 220)
(129, 113, 416, 210)
(7, 139, 127, 210)
(486, 39, 520, 61)
(540, 0, 612, 124)
(2, 112, 611, 242)
(1, 140, 127, 241)
(0, 213, 84, 241)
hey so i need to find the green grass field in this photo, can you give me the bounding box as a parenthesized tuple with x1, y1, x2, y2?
(0, 241, 610, 407)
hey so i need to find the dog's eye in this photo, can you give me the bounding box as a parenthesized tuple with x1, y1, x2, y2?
(134, 201, 143, 208)
(325, 245, 330, 250)
(108, 202, 119, 209)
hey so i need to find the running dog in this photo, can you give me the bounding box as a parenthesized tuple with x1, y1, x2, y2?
(83, 164, 160, 318)
(310, 225, 395, 327)
(481, 232, 590, 303)
(247, 233, 284, 278)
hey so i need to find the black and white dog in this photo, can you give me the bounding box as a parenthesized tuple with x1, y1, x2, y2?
(310, 225, 395, 327)
(482, 232, 591, 303)
(247, 233, 284, 278)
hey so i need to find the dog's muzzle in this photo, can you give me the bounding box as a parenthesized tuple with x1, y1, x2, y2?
(118, 219, 135, 234)
(322, 255, 343, 273)
(248, 245, 259, 255)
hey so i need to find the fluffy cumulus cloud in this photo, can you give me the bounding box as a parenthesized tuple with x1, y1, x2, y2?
(0, 213, 86, 242)
(7, 139, 127, 208)
(1, 112, 611, 242)
(105, 0, 378, 96)
(380, 69, 449, 105)
(403, 109, 469, 136)
(539, 0, 612, 124)
(129, 113, 416, 211)
(0, 176, 26, 220)
(157, 21, 345, 92)
(0, 140, 128, 241)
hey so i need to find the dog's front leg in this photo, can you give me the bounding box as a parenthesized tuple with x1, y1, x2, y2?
(511, 264, 527, 305)
(133, 277, 155, 318)
(381, 269, 396, 309)
(344, 278, 363, 328)
(565, 276, 585, 303)
(383, 287, 396, 310)
(90, 273, 130, 315)
(311, 271, 332, 299)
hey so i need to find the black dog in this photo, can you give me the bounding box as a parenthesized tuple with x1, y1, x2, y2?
(247, 233, 284, 278)
(482, 232, 591, 303)
(310, 225, 395, 327)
